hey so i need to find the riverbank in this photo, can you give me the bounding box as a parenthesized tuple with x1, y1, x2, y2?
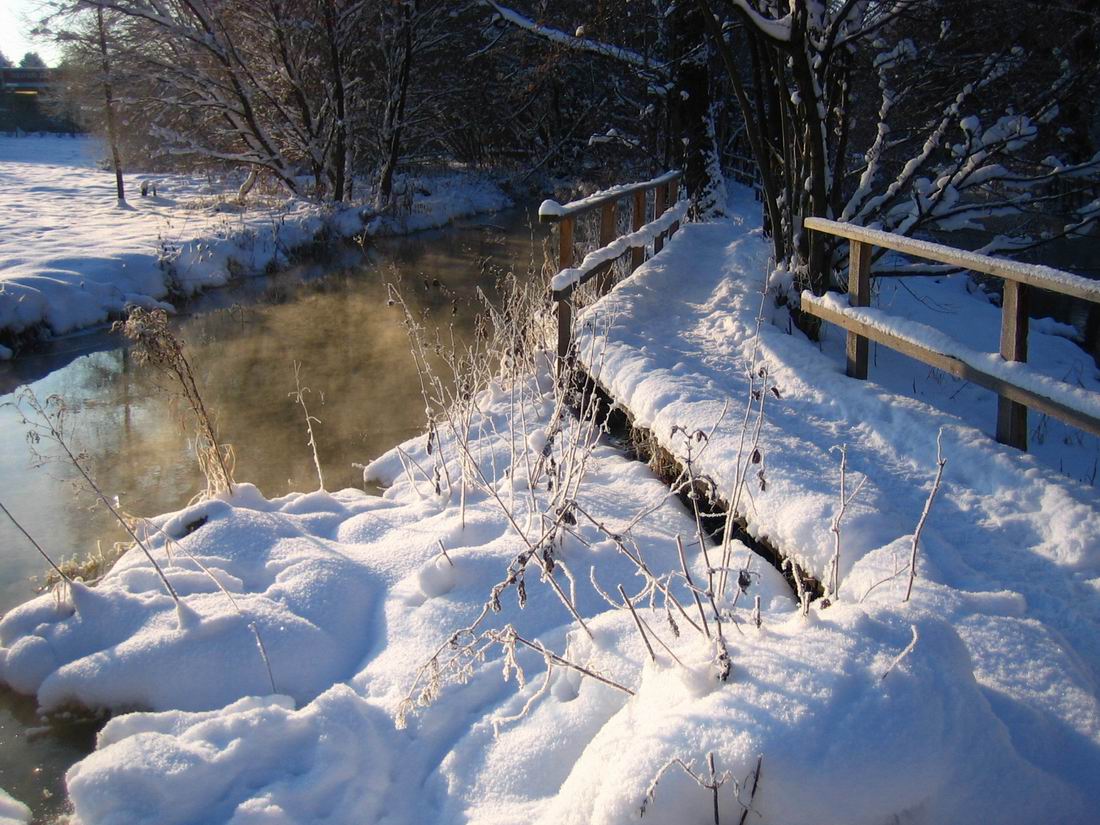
(0, 134, 512, 356)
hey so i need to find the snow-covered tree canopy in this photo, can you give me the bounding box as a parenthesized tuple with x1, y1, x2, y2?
(702, 0, 1100, 295)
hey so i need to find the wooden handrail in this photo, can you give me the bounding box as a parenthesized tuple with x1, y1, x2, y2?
(804, 217, 1100, 304)
(539, 170, 682, 224)
(802, 293, 1100, 439)
(551, 199, 689, 300)
(804, 218, 1100, 451)
(547, 172, 685, 373)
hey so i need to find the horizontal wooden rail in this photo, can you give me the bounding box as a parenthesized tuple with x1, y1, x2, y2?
(805, 217, 1100, 450)
(539, 170, 682, 224)
(802, 294, 1100, 439)
(546, 171, 685, 374)
(551, 200, 689, 300)
(804, 217, 1100, 304)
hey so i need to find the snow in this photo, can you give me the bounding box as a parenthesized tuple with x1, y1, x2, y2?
(538, 170, 681, 221)
(0, 790, 29, 825)
(0, 187, 1098, 824)
(484, 1, 661, 74)
(67, 687, 391, 825)
(0, 135, 510, 348)
(550, 199, 689, 293)
(804, 289, 1100, 422)
(728, 0, 793, 43)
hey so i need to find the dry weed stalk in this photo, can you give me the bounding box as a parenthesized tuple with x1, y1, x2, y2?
(0, 500, 72, 587)
(826, 444, 868, 602)
(289, 360, 325, 490)
(858, 430, 948, 604)
(905, 431, 947, 602)
(642, 752, 763, 825)
(115, 308, 235, 498)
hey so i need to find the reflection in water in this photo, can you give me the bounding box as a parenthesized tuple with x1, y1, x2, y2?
(0, 208, 545, 822)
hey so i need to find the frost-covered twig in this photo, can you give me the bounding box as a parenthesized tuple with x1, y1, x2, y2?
(289, 360, 325, 490)
(618, 584, 656, 663)
(677, 534, 711, 640)
(881, 625, 920, 681)
(17, 390, 186, 619)
(641, 752, 734, 823)
(0, 500, 72, 586)
(904, 430, 947, 602)
(827, 444, 868, 601)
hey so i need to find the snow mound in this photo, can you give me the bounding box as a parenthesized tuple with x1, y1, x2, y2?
(0, 487, 381, 712)
(0, 789, 29, 825)
(543, 609, 1077, 825)
(67, 686, 391, 825)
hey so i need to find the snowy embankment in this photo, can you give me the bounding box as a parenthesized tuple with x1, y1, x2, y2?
(0, 135, 511, 353)
(0, 187, 1097, 823)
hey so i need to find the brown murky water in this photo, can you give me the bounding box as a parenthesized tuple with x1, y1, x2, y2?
(0, 207, 545, 822)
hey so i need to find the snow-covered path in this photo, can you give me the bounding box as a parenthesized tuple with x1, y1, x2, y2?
(579, 190, 1100, 801)
(0, 135, 510, 351)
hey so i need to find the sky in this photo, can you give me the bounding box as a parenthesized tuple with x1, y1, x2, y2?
(0, 0, 60, 67)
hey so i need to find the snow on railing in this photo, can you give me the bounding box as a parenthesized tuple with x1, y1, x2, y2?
(805, 217, 1100, 303)
(551, 199, 689, 295)
(803, 218, 1100, 449)
(544, 170, 685, 371)
(539, 170, 682, 223)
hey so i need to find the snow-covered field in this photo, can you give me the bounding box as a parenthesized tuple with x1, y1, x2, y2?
(0, 135, 511, 354)
(0, 185, 1098, 823)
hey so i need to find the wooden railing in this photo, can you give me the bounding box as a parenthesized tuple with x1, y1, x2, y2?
(540, 171, 685, 370)
(802, 217, 1100, 450)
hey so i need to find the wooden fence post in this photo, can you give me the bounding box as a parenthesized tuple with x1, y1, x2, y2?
(596, 201, 617, 295)
(996, 281, 1030, 450)
(654, 184, 667, 254)
(668, 178, 680, 237)
(846, 239, 871, 379)
(556, 217, 575, 373)
(631, 189, 646, 271)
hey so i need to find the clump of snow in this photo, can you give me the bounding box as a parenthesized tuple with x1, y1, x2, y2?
(538, 170, 681, 223)
(0, 487, 382, 711)
(551, 199, 688, 293)
(0, 789, 29, 825)
(67, 687, 390, 825)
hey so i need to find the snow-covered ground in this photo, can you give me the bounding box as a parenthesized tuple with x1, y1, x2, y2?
(0, 186, 1098, 824)
(0, 135, 511, 352)
(0, 789, 29, 825)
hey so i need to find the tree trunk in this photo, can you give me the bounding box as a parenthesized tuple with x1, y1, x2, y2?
(377, 1, 416, 209)
(97, 8, 125, 204)
(670, 2, 724, 217)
